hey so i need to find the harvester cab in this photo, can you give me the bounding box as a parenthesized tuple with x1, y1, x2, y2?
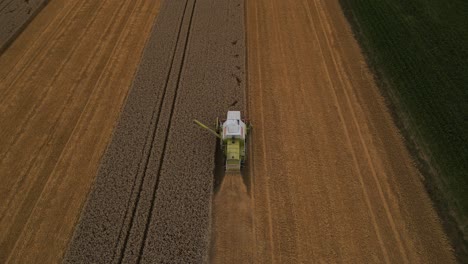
(194, 111, 251, 171)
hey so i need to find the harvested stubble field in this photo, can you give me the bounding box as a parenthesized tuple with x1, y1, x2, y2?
(242, 0, 456, 262)
(64, 0, 245, 262)
(0, 0, 161, 262)
(0, 0, 48, 53)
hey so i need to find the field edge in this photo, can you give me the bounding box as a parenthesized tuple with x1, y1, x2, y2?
(0, 0, 50, 55)
(338, 1, 466, 262)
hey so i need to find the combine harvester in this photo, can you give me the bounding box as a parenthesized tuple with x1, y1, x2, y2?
(194, 111, 251, 171)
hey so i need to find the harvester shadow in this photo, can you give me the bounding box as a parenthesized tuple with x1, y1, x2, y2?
(213, 138, 225, 194)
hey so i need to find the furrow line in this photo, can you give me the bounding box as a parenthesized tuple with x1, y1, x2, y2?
(0, 0, 108, 166)
(137, 1, 197, 261)
(0, 0, 91, 103)
(5, 2, 140, 261)
(303, 0, 392, 262)
(313, 0, 410, 261)
(0, 0, 126, 221)
(116, 0, 191, 262)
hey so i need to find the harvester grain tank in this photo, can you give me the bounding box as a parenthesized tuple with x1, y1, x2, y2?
(194, 111, 251, 171)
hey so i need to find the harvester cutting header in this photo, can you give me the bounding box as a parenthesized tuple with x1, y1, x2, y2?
(194, 111, 251, 171)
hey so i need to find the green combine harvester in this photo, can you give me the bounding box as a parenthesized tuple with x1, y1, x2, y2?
(194, 111, 252, 171)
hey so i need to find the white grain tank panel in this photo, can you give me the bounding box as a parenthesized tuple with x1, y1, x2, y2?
(227, 111, 241, 120)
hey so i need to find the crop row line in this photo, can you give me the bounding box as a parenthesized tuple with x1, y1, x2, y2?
(113, 1, 197, 263)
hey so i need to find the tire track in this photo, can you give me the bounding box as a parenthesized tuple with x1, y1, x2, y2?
(312, 0, 410, 261)
(111, 1, 186, 256)
(244, 2, 262, 261)
(137, 4, 197, 261)
(0, 0, 81, 85)
(267, 1, 304, 260)
(120, 1, 198, 262)
(0, 0, 87, 103)
(247, 2, 276, 262)
(303, 1, 392, 262)
(115, 1, 192, 262)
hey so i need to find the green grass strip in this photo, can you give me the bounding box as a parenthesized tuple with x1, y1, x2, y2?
(339, 0, 468, 261)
